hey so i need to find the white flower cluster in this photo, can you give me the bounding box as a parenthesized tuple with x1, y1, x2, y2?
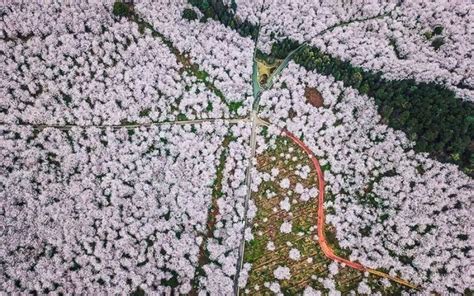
(315, 1, 474, 100)
(236, 0, 473, 100)
(0, 122, 228, 294)
(279, 178, 290, 189)
(251, 0, 396, 53)
(273, 266, 291, 280)
(288, 248, 301, 261)
(280, 221, 292, 234)
(197, 122, 252, 294)
(303, 286, 322, 296)
(1, 2, 228, 126)
(135, 1, 254, 109)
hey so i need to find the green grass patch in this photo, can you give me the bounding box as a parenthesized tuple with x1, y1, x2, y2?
(244, 236, 267, 263)
(321, 162, 331, 172)
(194, 69, 209, 81)
(358, 192, 383, 208)
(176, 113, 188, 121)
(228, 101, 243, 113)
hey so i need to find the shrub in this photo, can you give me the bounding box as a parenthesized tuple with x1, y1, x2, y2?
(182, 8, 198, 21)
(433, 25, 444, 35)
(112, 1, 131, 17)
(431, 37, 445, 50)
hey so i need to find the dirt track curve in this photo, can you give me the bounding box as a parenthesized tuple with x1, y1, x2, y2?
(281, 129, 419, 291)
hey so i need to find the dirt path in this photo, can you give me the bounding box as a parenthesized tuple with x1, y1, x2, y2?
(0, 117, 249, 131)
(281, 129, 419, 290)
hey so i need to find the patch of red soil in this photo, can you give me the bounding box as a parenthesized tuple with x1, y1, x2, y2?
(304, 87, 324, 108)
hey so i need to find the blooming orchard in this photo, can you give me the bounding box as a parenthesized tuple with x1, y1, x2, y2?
(1, 123, 226, 294)
(1, 1, 472, 295)
(237, 0, 474, 101)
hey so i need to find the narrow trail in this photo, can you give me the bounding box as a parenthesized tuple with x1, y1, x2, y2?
(0, 117, 248, 131)
(234, 5, 266, 294)
(234, 110, 258, 295)
(281, 129, 419, 291)
(233, 31, 263, 296)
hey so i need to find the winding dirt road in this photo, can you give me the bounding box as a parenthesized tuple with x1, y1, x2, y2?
(281, 129, 419, 290)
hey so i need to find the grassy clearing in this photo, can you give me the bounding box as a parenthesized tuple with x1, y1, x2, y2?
(256, 59, 281, 86)
(244, 136, 332, 294)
